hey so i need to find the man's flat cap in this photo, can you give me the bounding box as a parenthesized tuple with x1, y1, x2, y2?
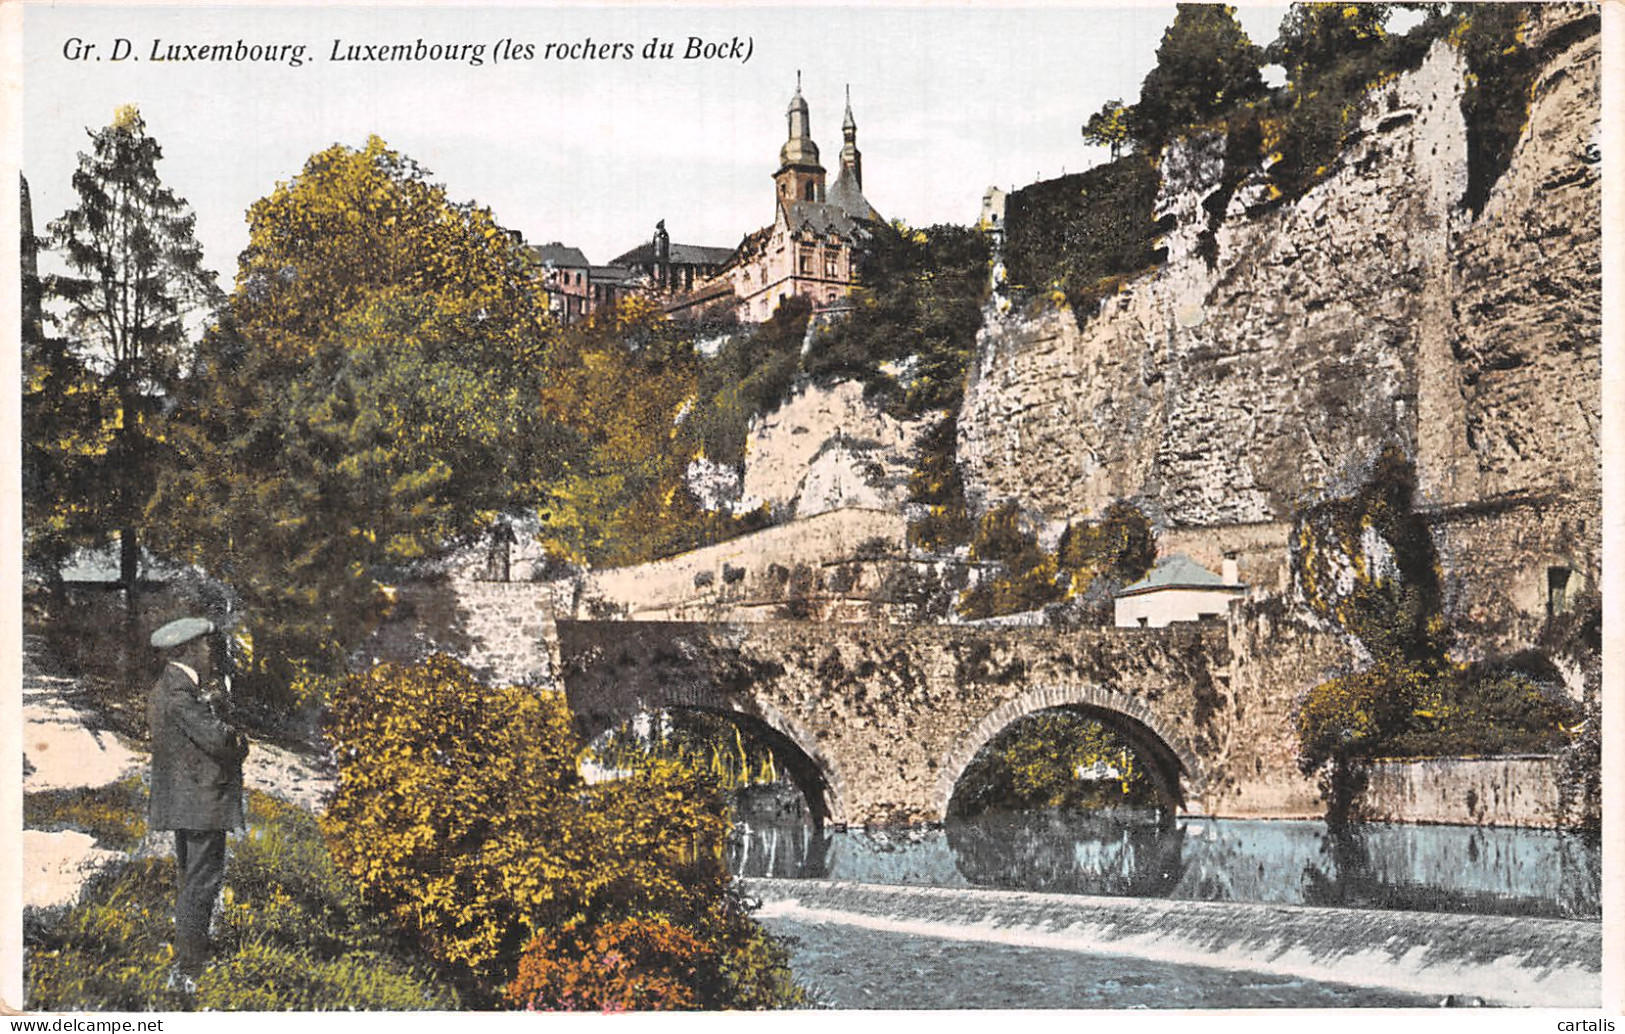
(150, 617, 216, 649)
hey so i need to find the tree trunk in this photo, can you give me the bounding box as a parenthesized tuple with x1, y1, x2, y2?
(121, 523, 141, 693)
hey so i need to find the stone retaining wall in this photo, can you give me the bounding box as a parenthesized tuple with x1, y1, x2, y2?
(1362, 755, 1563, 828)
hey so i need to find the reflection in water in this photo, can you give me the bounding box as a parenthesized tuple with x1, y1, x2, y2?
(729, 813, 1601, 920)
(944, 812, 1186, 897)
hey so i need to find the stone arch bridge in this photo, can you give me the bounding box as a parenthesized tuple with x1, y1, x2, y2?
(554, 619, 1249, 827)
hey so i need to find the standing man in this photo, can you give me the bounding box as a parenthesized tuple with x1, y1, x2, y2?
(147, 617, 249, 992)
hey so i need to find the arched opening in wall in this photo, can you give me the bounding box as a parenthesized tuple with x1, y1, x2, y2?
(585, 706, 834, 831)
(946, 706, 1185, 825)
(942, 705, 1190, 897)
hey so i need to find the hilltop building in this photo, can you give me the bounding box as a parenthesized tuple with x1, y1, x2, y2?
(609, 220, 736, 295)
(532, 242, 591, 323)
(710, 79, 884, 322)
(533, 77, 884, 325)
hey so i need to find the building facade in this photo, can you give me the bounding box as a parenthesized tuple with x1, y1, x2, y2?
(711, 80, 883, 322)
(532, 242, 592, 324)
(535, 79, 884, 326)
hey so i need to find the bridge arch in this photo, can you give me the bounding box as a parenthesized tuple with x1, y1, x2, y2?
(576, 694, 849, 829)
(934, 683, 1207, 824)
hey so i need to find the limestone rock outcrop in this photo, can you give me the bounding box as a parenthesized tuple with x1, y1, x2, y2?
(959, 27, 1598, 528)
(956, 17, 1599, 655)
(743, 379, 931, 519)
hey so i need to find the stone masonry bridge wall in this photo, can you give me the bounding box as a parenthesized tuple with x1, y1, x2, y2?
(554, 620, 1271, 827)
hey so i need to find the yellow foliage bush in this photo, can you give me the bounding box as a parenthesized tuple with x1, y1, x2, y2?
(321, 655, 802, 1006)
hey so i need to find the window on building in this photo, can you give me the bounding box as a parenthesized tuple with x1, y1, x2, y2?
(799, 248, 814, 275)
(825, 254, 838, 278)
(1548, 566, 1574, 617)
(803, 181, 816, 201)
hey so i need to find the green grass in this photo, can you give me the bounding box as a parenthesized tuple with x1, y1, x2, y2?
(26, 789, 460, 1011)
(25, 775, 150, 851)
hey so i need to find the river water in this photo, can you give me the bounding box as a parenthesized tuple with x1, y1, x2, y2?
(730, 813, 1602, 1008)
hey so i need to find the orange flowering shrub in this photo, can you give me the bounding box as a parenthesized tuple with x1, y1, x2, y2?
(506, 917, 717, 1011)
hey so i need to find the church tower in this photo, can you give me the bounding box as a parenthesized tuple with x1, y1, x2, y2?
(838, 85, 862, 192)
(774, 72, 826, 209)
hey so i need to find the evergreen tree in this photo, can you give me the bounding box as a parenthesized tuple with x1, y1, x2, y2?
(45, 107, 221, 650)
(22, 173, 112, 599)
(1131, 4, 1264, 148)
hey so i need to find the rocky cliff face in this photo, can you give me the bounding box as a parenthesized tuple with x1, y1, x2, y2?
(742, 379, 930, 518)
(958, 20, 1600, 538)
(1434, 6, 1602, 508)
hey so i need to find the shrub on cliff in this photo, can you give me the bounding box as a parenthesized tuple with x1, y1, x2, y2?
(321, 655, 804, 1007)
(1292, 447, 1581, 822)
(1058, 502, 1156, 588)
(957, 503, 1064, 620)
(1293, 446, 1448, 665)
(1291, 447, 1445, 822)
(906, 415, 973, 554)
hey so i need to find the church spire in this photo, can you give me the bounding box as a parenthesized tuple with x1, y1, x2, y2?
(775, 72, 825, 208)
(780, 71, 820, 168)
(839, 84, 862, 192)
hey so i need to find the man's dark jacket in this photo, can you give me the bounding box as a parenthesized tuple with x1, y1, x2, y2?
(148, 663, 248, 830)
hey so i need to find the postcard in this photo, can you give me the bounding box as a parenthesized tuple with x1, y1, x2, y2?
(4, 1, 1616, 1025)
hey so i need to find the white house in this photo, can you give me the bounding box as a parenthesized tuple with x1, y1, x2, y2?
(1113, 554, 1244, 629)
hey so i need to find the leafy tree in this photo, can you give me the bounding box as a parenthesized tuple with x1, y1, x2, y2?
(228, 136, 547, 365)
(1081, 99, 1133, 160)
(1131, 4, 1264, 148)
(957, 502, 1064, 619)
(1266, 2, 1390, 86)
(802, 222, 989, 417)
(951, 710, 1159, 817)
(46, 106, 221, 644)
(536, 298, 771, 566)
(151, 137, 558, 690)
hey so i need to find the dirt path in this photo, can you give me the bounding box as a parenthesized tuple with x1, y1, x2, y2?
(21, 633, 335, 910)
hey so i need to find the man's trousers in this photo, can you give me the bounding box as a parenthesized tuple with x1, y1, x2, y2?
(173, 829, 226, 976)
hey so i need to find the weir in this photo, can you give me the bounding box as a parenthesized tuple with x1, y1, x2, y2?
(742, 879, 1602, 1007)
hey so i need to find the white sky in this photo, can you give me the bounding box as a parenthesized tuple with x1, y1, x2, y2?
(21, 3, 1306, 284)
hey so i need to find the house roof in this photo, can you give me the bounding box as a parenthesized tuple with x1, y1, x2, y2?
(783, 199, 868, 238)
(531, 242, 591, 267)
(828, 166, 882, 224)
(609, 241, 737, 268)
(1116, 554, 1240, 597)
(589, 266, 640, 285)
